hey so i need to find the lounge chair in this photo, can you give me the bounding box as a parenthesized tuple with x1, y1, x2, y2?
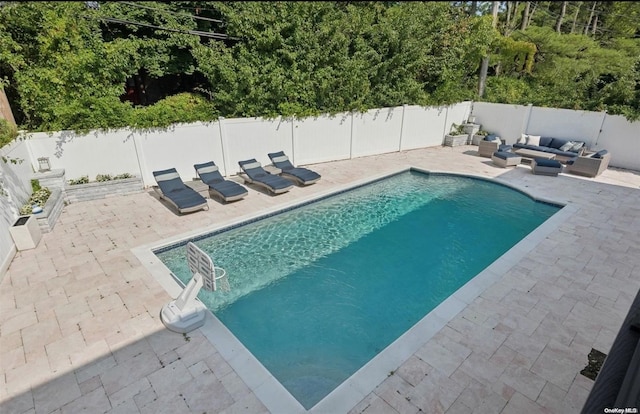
(194, 161, 248, 202)
(152, 168, 208, 214)
(238, 159, 294, 195)
(267, 151, 321, 185)
(565, 150, 611, 178)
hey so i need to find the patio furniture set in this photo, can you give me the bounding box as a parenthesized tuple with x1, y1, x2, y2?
(478, 134, 611, 177)
(152, 151, 321, 214)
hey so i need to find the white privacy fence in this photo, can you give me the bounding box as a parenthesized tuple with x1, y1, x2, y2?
(1, 100, 639, 277)
(19, 102, 473, 188)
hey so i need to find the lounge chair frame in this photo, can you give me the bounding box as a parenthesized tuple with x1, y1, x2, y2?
(153, 169, 209, 214)
(267, 151, 321, 186)
(238, 159, 293, 195)
(194, 161, 248, 202)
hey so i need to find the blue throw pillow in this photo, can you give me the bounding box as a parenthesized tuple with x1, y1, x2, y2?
(484, 134, 498, 141)
(548, 138, 568, 149)
(592, 150, 608, 159)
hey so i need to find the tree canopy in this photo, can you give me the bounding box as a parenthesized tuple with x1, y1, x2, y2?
(0, 1, 638, 137)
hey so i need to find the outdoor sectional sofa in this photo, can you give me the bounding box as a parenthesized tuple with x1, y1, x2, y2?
(513, 134, 587, 163)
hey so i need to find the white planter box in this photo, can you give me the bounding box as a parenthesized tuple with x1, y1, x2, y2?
(472, 134, 487, 146)
(9, 215, 42, 250)
(64, 176, 143, 204)
(35, 188, 64, 233)
(444, 134, 469, 147)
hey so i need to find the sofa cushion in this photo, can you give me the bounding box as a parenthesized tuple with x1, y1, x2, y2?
(513, 143, 552, 152)
(549, 138, 569, 149)
(498, 144, 513, 152)
(548, 148, 581, 158)
(592, 149, 609, 159)
(559, 141, 575, 151)
(539, 137, 553, 147)
(518, 134, 528, 144)
(493, 151, 520, 160)
(486, 135, 504, 146)
(534, 158, 562, 168)
(570, 142, 585, 152)
(527, 135, 541, 146)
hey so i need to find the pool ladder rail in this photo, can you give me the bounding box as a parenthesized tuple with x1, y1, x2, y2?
(160, 242, 229, 333)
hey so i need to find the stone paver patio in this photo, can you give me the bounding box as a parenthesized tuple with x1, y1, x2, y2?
(1, 145, 639, 414)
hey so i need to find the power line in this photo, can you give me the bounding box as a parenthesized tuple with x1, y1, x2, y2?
(119, 2, 225, 24)
(89, 15, 237, 40)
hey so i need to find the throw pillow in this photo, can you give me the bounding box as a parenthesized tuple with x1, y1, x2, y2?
(559, 141, 575, 152)
(592, 150, 608, 159)
(519, 134, 528, 144)
(527, 135, 541, 146)
(570, 142, 585, 152)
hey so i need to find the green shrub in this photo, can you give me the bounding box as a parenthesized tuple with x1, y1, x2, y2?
(129, 93, 215, 130)
(31, 179, 42, 193)
(449, 123, 466, 135)
(95, 174, 112, 182)
(113, 173, 133, 180)
(19, 187, 52, 215)
(69, 175, 90, 185)
(0, 118, 18, 147)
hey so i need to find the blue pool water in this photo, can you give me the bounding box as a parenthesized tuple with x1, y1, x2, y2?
(155, 171, 560, 409)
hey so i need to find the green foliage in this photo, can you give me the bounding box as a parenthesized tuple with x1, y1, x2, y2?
(1, 1, 639, 131)
(19, 186, 51, 215)
(484, 76, 534, 104)
(31, 179, 41, 193)
(0, 118, 18, 146)
(449, 123, 466, 135)
(515, 27, 639, 119)
(68, 175, 89, 185)
(95, 174, 112, 182)
(491, 36, 537, 75)
(129, 93, 215, 129)
(71, 173, 134, 184)
(195, 2, 486, 116)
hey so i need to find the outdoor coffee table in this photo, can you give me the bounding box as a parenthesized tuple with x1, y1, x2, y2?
(514, 148, 556, 164)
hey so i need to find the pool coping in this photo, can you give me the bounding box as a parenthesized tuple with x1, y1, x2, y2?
(131, 166, 576, 414)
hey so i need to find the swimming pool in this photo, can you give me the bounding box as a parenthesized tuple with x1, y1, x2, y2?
(154, 170, 561, 410)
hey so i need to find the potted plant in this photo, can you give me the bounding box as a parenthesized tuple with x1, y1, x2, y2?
(10, 180, 49, 250)
(444, 123, 469, 147)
